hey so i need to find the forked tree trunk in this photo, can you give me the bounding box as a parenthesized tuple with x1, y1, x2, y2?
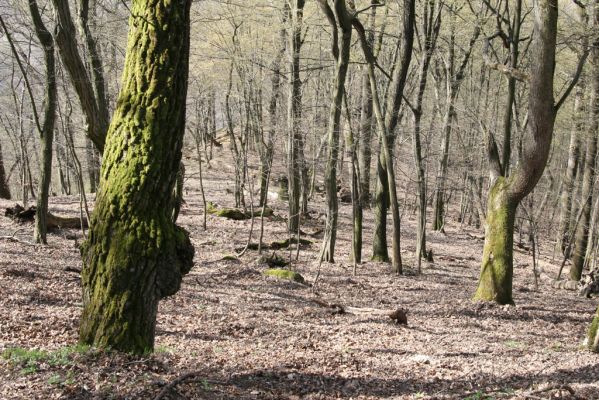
(473, 0, 557, 305)
(79, 1, 194, 354)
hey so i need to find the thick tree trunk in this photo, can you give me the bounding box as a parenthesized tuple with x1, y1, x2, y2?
(473, 0, 557, 304)
(79, 1, 194, 354)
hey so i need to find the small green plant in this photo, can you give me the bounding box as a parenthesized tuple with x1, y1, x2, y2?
(21, 365, 38, 375)
(48, 374, 62, 385)
(504, 340, 523, 349)
(2, 344, 92, 375)
(64, 371, 75, 386)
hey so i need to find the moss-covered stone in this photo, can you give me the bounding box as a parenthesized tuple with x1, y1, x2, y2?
(264, 268, 305, 284)
(206, 202, 249, 220)
(473, 178, 516, 305)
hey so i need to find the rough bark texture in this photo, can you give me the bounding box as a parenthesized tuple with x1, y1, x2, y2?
(473, 0, 557, 304)
(30, 0, 57, 245)
(79, 1, 194, 354)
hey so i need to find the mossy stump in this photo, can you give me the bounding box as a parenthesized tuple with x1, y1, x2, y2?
(264, 268, 305, 284)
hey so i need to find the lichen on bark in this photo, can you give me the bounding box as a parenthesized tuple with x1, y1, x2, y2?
(78, 0, 193, 354)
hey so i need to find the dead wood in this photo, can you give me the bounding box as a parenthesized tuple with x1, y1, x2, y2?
(5, 204, 88, 230)
(310, 297, 407, 324)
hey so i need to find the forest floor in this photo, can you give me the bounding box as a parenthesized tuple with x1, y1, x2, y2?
(0, 148, 598, 400)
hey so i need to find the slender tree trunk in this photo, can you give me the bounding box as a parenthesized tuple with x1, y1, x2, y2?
(79, 1, 194, 354)
(432, 20, 479, 231)
(29, 0, 58, 244)
(556, 81, 585, 255)
(368, 0, 415, 268)
(320, 0, 352, 263)
(287, 0, 307, 233)
(51, 0, 108, 152)
(357, 5, 376, 205)
(501, 0, 522, 177)
(571, 8, 599, 281)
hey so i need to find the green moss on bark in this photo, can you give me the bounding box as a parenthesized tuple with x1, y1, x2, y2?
(473, 178, 516, 305)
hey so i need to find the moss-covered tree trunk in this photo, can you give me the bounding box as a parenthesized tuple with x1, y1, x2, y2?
(588, 305, 599, 352)
(79, 1, 194, 354)
(473, 0, 557, 305)
(473, 178, 516, 304)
